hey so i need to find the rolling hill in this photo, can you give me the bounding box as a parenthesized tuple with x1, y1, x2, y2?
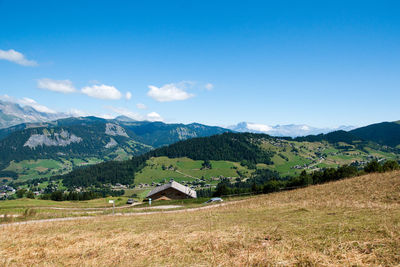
(349, 121, 400, 148)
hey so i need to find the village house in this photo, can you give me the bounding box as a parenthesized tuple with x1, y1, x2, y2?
(146, 181, 197, 201)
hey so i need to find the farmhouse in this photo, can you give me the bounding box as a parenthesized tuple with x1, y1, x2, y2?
(146, 181, 197, 201)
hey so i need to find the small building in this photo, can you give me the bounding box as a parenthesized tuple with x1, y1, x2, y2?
(146, 181, 197, 201)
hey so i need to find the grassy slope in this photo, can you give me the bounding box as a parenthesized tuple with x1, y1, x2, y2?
(2, 157, 104, 182)
(1, 171, 399, 266)
(133, 140, 400, 186)
(259, 138, 399, 176)
(134, 156, 253, 185)
(0, 196, 132, 222)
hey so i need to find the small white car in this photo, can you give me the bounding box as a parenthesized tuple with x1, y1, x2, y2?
(204, 197, 223, 204)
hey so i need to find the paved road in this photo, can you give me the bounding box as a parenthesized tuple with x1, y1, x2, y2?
(0, 202, 232, 228)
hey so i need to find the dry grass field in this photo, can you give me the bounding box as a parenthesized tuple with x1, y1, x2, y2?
(1, 171, 400, 266)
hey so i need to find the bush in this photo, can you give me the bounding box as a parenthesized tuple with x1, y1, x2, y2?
(382, 160, 400, 172)
(364, 160, 382, 173)
(26, 191, 35, 199)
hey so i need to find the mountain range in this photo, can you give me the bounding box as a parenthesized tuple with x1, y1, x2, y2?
(0, 116, 230, 179)
(229, 122, 355, 137)
(1, 98, 400, 184)
(0, 100, 67, 129)
(1, 99, 357, 137)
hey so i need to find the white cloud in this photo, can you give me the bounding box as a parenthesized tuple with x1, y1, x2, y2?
(246, 123, 273, 132)
(18, 97, 57, 114)
(107, 106, 163, 122)
(81, 84, 122, 100)
(0, 94, 13, 101)
(67, 108, 116, 119)
(205, 83, 214, 90)
(125, 92, 132, 100)
(0, 49, 37, 66)
(147, 82, 194, 102)
(136, 103, 147, 109)
(0, 95, 57, 114)
(98, 114, 115, 119)
(67, 108, 90, 117)
(37, 78, 76, 93)
(146, 112, 163, 122)
(300, 125, 310, 131)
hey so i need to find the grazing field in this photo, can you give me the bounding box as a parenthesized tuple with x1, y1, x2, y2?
(133, 141, 400, 186)
(2, 157, 104, 182)
(134, 156, 253, 185)
(259, 139, 399, 176)
(1, 171, 400, 266)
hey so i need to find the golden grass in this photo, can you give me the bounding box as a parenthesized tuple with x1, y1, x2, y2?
(1, 171, 400, 266)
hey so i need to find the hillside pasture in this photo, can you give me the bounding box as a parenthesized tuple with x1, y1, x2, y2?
(134, 157, 252, 185)
(1, 171, 399, 266)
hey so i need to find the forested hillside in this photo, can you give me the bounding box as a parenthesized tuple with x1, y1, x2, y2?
(150, 132, 274, 164)
(60, 133, 274, 187)
(350, 121, 400, 148)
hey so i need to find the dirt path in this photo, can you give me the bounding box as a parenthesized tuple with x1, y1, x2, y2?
(0, 201, 236, 228)
(130, 205, 182, 210)
(175, 169, 198, 179)
(34, 203, 140, 211)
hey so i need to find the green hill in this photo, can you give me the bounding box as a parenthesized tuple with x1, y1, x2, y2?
(60, 132, 400, 189)
(350, 121, 400, 148)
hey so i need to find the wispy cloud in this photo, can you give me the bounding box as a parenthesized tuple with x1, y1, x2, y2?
(67, 108, 90, 117)
(81, 84, 122, 100)
(146, 111, 163, 122)
(18, 97, 57, 114)
(107, 106, 164, 122)
(205, 83, 214, 90)
(0, 49, 37, 66)
(246, 123, 273, 132)
(147, 82, 194, 102)
(37, 78, 76, 93)
(136, 103, 147, 109)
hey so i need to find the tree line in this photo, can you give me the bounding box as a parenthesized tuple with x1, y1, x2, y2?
(40, 188, 125, 201)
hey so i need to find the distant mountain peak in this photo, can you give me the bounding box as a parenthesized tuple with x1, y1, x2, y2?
(0, 99, 67, 129)
(228, 121, 355, 137)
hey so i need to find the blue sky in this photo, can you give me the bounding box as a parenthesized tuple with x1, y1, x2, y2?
(0, 0, 399, 128)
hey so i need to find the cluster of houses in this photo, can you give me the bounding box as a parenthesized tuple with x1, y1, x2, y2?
(0, 185, 16, 199)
